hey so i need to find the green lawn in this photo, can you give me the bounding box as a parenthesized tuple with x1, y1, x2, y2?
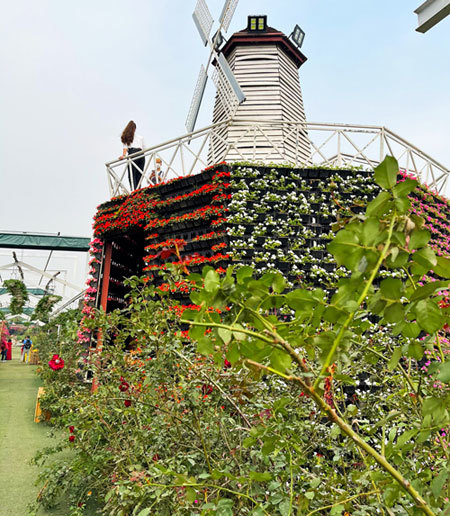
(0, 348, 95, 516)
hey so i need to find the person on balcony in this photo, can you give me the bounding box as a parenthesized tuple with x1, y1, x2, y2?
(119, 121, 145, 191)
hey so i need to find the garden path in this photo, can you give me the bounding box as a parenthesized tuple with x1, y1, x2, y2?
(0, 347, 72, 516)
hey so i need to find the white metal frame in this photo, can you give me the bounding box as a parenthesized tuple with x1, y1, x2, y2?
(106, 119, 450, 198)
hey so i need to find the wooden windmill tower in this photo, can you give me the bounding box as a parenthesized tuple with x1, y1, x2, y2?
(186, 1, 310, 164)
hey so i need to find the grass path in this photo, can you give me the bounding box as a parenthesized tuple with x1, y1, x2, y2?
(0, 348, 70, 516)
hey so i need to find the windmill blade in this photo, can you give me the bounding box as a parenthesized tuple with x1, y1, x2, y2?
(186, 64, 209, 133)
(212, 67, 239, 118)
(212, 54, 245, 119)
(219, 0, 239, 33)
(192, 0, 214, 46)
(216, 52, 245, 104)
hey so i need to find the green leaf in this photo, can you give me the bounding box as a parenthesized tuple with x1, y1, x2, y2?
(383, 302, 405, 324)
(410, 280, 450, 301)
(394, 196, 411, 214)
(437, 361, 450, 383)
(249, 471, 272, 482)
(434, 256, 450, 278)
(431, 469, 448, 498)
(422, 397, 447, 423)
(384, 485, 400, 507)
(310, 477, 321, 488)
(409, 229, 431, 250)
(185, 487, 197, 502)
(305, 491, 315, 500)
(366, 191, 392, 217)
(218, 327, 232, 345)
(204, 270, 220, 292)
(285, 289, 317, 312)
(261, 436, 277, 456)
(270, 349, 292, 373)
(197, 337, 214, 356)
(413, 247, 437, 271)
(374, 156, 399, 190)
(407, 341, 423, 360)
(380, 278, 403, 300)
(402, 322, 420, 339)
(226, 341, 240, 364)
(416, 299, 443, 334)
(137, 509, 152, 516)
(330, 505, 345, 516)
(393, 178, 418, 197)
(327, 230, 363, 271)
(396, 428, 418, 448)
(388, 347, 402, 371)
(236, 266, 254, 284)
(271, 273, 286, 293)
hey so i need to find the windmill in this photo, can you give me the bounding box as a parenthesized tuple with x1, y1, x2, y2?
(185, 0, 246, 134)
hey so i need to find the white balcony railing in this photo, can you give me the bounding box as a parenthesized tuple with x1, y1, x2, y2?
(106, 119, 449, 198)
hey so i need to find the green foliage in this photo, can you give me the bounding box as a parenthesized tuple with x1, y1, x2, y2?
(32, 157, 449, 516)
(31, 294, 62, 323)
(3, 278, 29, 314)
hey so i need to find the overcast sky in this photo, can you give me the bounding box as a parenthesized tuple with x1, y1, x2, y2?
(1, 0, 449, 240)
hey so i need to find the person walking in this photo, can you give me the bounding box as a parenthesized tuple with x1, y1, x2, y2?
(6, 338, 12, 361)
(0, 339, 7, 361)
(119, 121, 145, 191)
(22, 336, 33, 363)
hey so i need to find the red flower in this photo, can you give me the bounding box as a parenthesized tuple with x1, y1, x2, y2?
(69, 435, 75, 442)
(124, 400, 132, 407)
(48, 354, 65, 371)
(69, 426, 75, 433)
(224, 359, 232, 369)
(201, 384, 213, 395)
(119, 381, 130, 392)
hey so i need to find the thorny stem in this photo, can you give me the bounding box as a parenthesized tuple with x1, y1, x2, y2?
(194, 412, 212, 474)
(245, 359, 437, 516)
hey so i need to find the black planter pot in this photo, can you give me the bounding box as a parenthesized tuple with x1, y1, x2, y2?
(318, 169, 331, 179)
(277, 262, 290, 272)
(311, 250, 325, 259)
(291, 169, 309, 178)
(300, 214, 312, 224)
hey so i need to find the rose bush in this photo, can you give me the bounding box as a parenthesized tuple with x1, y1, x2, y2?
(31, 157, 449, 515)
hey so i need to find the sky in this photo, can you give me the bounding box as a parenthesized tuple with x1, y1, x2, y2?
(0, 1, 449, 236)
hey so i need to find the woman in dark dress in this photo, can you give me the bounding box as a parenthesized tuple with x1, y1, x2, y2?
(119, 121, 145, 191)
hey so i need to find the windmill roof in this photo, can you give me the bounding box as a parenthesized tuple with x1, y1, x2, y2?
(221, 26, 307, 68)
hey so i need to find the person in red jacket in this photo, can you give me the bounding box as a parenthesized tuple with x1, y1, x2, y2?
(6, 338, 12, 360)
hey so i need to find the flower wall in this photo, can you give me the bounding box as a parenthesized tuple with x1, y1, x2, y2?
(80, 163, 450, 337)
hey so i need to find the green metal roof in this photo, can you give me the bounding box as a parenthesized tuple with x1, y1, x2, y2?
(0, 307, 34, 315)
(0, 288, 47, 296)
(0, 232, 90, 252)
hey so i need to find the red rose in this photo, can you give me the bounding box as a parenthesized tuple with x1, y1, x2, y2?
(69, 426, 75, 433)
(69, 435, 75, 442)
(119, 381, 129, 392)
(48, 354, 65, 371)
(124, 400, 131, 407)
(201, 384, 213, 395)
